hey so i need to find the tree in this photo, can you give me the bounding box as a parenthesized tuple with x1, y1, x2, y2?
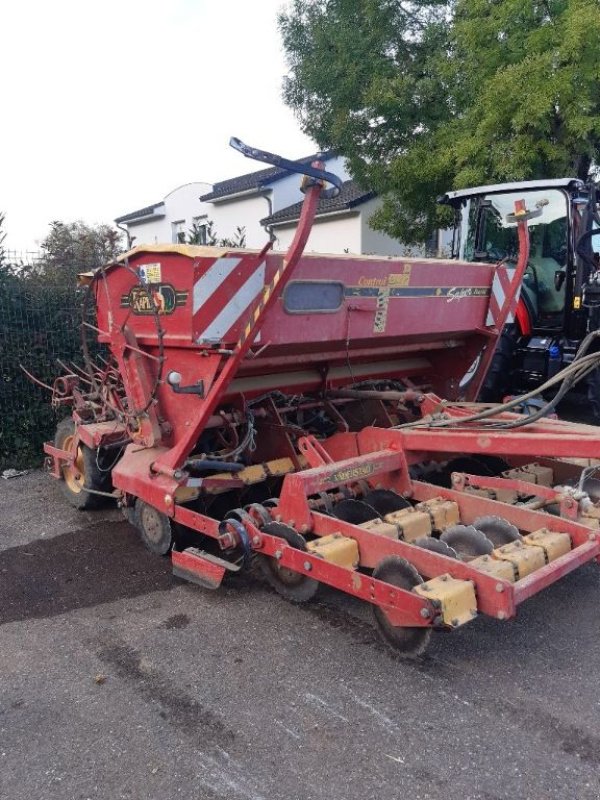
(279, 0, 600, 243)
(38, 220, 123, 283)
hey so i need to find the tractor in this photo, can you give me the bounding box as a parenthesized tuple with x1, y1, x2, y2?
(440, 178, 600, 410)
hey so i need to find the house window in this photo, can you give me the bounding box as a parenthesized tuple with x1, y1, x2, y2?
(283, 280, 345, 313)
(192, 216, 208, 245)
(172, 220, 186, 244)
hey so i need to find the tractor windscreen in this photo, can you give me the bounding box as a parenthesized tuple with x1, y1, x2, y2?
(459, 189, 568, 315)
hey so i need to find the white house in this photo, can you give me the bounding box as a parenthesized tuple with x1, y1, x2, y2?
(261, 181, 422, 256)
(115, 182, 213, 247)
(199, 152, 351, 247)
(114, 153, 441, 256)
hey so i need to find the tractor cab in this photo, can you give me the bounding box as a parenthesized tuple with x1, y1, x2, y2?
(440, 179, 600, 398)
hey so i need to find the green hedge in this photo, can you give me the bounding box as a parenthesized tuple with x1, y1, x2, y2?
(0, 266, 83, 470)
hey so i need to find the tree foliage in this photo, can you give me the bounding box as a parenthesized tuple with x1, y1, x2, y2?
(279, 0, 600, 243)
(38, 220, 122, 283)
(0, 220, 122, 469)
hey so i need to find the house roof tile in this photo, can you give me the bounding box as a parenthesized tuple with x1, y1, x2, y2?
(200, 151, 336, 202)
(115, 201, 165, 224)
(260, 180, 375, 226)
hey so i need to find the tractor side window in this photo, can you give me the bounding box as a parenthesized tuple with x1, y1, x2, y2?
(461, 200, 478, 261)
(479, 206, 518, 262)
(284, 281, 344, 313)
(542, 216, 568, 265)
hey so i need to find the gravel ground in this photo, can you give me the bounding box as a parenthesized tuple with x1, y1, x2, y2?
(1, 471, 599, 800)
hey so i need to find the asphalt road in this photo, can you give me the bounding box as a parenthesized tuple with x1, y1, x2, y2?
(1, 472, 599, 800)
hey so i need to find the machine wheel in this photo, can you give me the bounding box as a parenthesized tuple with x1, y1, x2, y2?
(134, 499, 174, 555)
(363, 489, 410, 516)
(372, 556, 431, 658)
(414, 537, 458, 559)
(473, 516, 522, 547)
(54, 418, 106, 510)
(255, 522, 319, 603)
(440, 525, 494, 561)
(332, 499, 380, 524)
(121, 503, 137, 526)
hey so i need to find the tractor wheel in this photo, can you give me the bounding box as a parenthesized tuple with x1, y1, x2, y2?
(372, 556, 431, 658)
(53, 418, 107, 510)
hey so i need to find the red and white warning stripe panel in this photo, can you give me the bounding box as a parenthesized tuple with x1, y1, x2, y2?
(192, 255, 266, 344)
(485, 265, 521, 328)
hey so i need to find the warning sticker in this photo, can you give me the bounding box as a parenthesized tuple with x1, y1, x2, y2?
(139, 262, 162, 284)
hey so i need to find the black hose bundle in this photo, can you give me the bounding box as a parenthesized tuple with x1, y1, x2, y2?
(399, 329, 600, 431)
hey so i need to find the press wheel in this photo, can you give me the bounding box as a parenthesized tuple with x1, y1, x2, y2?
(134, 499, 174, 555)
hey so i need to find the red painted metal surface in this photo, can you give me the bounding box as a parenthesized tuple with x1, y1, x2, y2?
(44, 443, 72, 478)
(256, 527, 435, 627)
(513, 540, 600, 604)
(155, 177, 323, 474)
(41, 145, 600, 646)
(401, 427, 600, 460)
(172, 548, 226, 589)
(309, 511, 515, 619)
(410, 480, 596, 549)
(76, 421, 128, 450)
(451, 472, 581, 520)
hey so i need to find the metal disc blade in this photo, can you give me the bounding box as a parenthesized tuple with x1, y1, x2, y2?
(332, 499, 380, 524)
(372, 556, 432, 658)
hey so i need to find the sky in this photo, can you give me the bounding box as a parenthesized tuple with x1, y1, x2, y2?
(1, 0, 315, 252)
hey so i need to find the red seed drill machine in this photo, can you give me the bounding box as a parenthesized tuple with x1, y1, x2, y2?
(43, 138, 600, 657)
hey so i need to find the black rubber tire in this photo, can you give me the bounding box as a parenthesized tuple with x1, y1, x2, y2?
(54, 418, 106, 510)
(134, 499, 174, 555)
(479, 327, 518, 403)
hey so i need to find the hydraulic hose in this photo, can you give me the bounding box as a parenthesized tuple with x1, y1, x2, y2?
(399, 330, 600, 430)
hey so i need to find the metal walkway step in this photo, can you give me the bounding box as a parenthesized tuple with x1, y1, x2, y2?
(172, 547, 241, 590)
